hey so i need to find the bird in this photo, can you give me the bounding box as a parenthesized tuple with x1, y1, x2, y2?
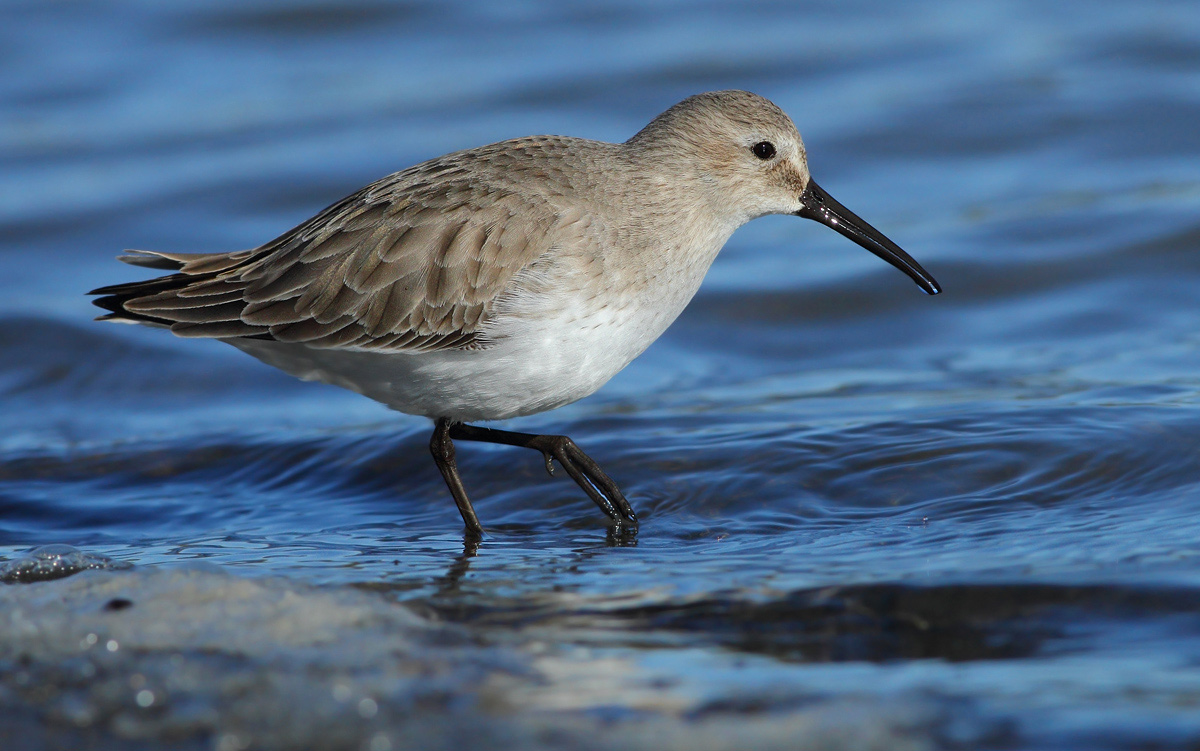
(90, 90, 940, 537)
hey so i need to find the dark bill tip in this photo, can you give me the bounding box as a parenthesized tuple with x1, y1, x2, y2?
(796, 179, 941, 295)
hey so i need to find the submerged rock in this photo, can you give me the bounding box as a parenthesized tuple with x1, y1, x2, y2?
(0, 544, 132, 584)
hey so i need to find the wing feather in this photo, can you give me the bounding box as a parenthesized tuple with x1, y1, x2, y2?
(242, 298, 307, 326)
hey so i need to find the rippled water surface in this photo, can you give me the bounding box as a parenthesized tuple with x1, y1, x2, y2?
(3, 1, 1200, 748)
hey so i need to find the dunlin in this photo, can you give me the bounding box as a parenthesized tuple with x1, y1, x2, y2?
(91, 90, 940, 536)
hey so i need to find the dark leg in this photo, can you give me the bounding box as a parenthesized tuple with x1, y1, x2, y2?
(430, 418, 485, 537)
(448, 422, 638, 525)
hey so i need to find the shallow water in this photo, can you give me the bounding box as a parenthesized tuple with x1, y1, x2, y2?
(3, 0, 1200, 748)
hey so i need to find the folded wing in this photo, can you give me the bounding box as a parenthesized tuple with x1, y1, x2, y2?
(91, 151, 567, 353)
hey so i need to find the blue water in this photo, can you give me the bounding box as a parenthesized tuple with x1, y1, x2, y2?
(4, 0, 1200, 747)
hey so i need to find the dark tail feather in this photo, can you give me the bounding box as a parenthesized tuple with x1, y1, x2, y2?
(89, 250, 221, 325)
(89, 251, 273, 340)
(90, 273, 202, 327)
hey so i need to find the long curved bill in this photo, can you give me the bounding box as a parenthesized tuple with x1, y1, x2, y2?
(797, 179, 941, 295)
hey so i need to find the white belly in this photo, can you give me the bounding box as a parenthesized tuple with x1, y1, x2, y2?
(229, 278, 697, 422)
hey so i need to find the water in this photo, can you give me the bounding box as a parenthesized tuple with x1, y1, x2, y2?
(3, 0, 1200, 748)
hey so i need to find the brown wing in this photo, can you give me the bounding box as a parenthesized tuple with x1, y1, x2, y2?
(91, 146, 573, 352)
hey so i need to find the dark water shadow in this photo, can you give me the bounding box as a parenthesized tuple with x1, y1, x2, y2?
(421, 581, 1200, 665)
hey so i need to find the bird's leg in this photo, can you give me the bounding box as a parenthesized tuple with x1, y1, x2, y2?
(448, 422, 638, 525)
(430, 418, 485, 537)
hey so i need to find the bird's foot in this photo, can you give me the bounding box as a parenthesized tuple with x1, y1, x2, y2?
(524, 434, 638, 525)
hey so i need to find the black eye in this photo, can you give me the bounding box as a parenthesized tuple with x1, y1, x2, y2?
(751, 141, 776, 160)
